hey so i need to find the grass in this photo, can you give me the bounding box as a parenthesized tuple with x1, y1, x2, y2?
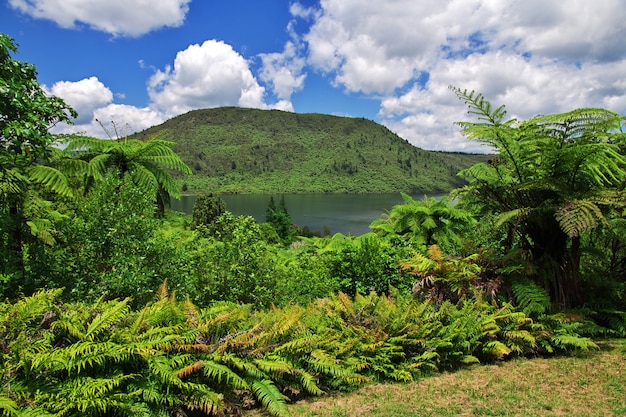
(244, 339, 626, 417)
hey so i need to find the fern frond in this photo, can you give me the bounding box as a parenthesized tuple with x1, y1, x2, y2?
(482, 341, 511, 359)
(251, 379, 289, 417)
(27, 165, 73, 197)
(555, 199, 606, 238)
(175, 360, 205, 379)
(294, 369, 325, 396)
(201, 360, 248, 389)
(511, 279, 551, 316)
(85, 298, 131, 341)
(182, 386, 223, 416)
(253, 358, 294, 377)
(550, 333, 598, 351)
(25, 218, 56, 246)
(0, 394, 17, 415)
(307, 349, 345, 378)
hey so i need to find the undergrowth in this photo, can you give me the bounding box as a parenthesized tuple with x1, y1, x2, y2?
(0, 285, 605, 416)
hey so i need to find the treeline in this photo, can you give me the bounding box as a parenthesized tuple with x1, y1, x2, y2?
(1, 33, 626, 416)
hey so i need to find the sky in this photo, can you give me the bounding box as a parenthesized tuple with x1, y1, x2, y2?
(1, 0, 625, 153)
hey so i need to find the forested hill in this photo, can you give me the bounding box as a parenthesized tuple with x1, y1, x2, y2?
(135, 107, 489, 194)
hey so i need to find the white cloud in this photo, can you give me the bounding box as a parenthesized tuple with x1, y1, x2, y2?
(148, 40, 269, 115)
(8, 0, 191, 37)
(295, 0, 626, 152)
(48, 77, 166, 137)
(48, 77, 113, 124)
(258, 41, 307, 112)
(92, 104, 167, 138)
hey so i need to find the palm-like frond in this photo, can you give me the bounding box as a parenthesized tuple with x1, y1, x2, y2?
(27, 165, 73, 197)
(62, 134, 191, 208)
(251, 379, 289, 417)
(555, 199, 606, 238)
(85, 298, 131, 341)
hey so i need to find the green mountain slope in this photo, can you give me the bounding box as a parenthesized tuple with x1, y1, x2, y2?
(135, 107, 489, 194)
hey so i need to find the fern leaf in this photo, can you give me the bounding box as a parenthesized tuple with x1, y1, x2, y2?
(201, 360, 248, 389)
(27, 165, 73, 197)
(85, 298, 131, 341)
(555, 199, 605, 237)
(251, 379, 289, 417)
(295, 369, 325, 396)
(0, 394, 17, 415)
(175, 360, 205, 379)
(550, 333, 598, 351)
(482, 341, 512, 359)
(25, 218, 56, 246)
(511, 279, 551, 316)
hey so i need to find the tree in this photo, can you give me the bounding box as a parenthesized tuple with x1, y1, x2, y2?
(0, 33, 76, 286)
(63, 133, 192, 215)
(192, 193, 226, 232)
(265, 195, 295, 244)
(451, 86, 626, 307)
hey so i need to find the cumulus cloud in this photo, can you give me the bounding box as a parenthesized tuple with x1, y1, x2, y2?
(8, 0, 191, 37)
(148, 40, 269, 115)
(48, 77, 165, 137)
(48, 39, 293, 138)
(258, 41, 307, 112)
(48, 77, 113, 124)
(295, 0, 626, 151)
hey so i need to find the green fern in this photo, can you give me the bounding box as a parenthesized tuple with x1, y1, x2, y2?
(0, 394, 17, 416)
(511, 278, 552, 316)
(251, 379, 289, 417)
(555, 199, 606, 238)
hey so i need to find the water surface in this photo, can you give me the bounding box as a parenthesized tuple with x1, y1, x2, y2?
(171, 193, 445, 236)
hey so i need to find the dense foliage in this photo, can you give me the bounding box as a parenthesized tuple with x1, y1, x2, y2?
(1, 34, 625, 416)
(134, 106, 489, 194)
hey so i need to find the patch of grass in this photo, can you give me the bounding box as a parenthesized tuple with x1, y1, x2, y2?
(244, 339, 626, 417)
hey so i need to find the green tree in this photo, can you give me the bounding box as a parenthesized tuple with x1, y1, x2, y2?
(0, 33, 76, 288)
(265, 195, 295, 244)
(63, 133, 192, 215)
(451, 86, 626, 308)
(191, 193, 226, 232)
(54, 174, 163, 305)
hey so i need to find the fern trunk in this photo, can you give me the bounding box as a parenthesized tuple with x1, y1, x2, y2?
(527, 216, 582, 308)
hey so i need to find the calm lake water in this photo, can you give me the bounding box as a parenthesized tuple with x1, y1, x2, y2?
(170, 193, 445, 236)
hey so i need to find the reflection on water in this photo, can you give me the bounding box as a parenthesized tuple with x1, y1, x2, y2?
(170, 193, 446, 236)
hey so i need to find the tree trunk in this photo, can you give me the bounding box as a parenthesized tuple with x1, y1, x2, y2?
(527, 217, 582, 308)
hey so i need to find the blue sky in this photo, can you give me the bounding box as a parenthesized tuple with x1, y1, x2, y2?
(2, 0, 625, 152)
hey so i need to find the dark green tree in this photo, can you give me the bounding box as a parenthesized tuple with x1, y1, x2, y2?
(191, 193, 226, 232)
(265, 195, 295, 244)
(0, 33, 76, 289)
(451, 86, 626, 308)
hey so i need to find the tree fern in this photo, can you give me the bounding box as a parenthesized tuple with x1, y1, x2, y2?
(452, 87, 626, 308)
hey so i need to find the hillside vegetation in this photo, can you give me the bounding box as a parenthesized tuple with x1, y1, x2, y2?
(135, 107, 489, 194)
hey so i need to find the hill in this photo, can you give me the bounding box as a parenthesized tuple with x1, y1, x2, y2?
(135, 107, 489, 194)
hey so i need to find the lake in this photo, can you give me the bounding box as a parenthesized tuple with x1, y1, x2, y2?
(170, 193, 446, 236)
